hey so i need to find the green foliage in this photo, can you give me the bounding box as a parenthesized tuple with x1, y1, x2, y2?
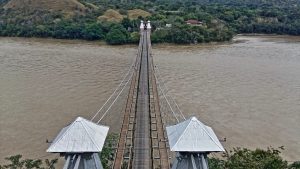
(289, 161, 300, 169)
(151, 28, 169, 43)
(82, 22, 104, 40)
(151, 24, 233, 44)
(0, 155, 58, 169)
(129, 31, 140, 43)
(51, 20, 84, 39)
(208, 147, 300, 169)
(208, 157, 226, 169)
(225, 147, 288, 169)
(105, 24, 129, 44)
(1, 146, 299, 169)
(121, 18, 140, 32)
(100, 133, 119, 169)
(1, 0, 300, 44)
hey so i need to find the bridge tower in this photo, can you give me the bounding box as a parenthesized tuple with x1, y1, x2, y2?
(47, 117, 109, 169)
(166, 117, 225, 169)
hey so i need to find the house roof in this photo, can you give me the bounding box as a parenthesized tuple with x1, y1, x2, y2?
(166, 116, 225, 152)
(47, 117, 109, 153)
(185, 19, 202, 24)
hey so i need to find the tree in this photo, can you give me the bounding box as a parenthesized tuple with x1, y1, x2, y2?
(100, 133, 119, 169)
(208, 147, 290, 169)
(121, 18, 131, 30)
(151, 29, 169, 43)
(289, 161, 300, 169)
(0, 155, 58, 169)
(83, 22, 104, 40)
(105, 25, 129, 45)
(129, 32, 140, 43)
(226, 148, 288, 169)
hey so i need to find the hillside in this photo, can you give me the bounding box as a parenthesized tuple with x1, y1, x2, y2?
(128, 9, 151, 20)
(98, 9, 124, 22)
(3, 0, 87, 14)
(186, 0, 300, 7)
(0, 0, 300, 44)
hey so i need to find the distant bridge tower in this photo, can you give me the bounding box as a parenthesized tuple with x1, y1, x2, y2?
(140, 20, 144, 30)
(166, 117, 225, 169)
(47, 117, 109, 169)
(140, 20, 152, 31)
(147, 20, 152, 29)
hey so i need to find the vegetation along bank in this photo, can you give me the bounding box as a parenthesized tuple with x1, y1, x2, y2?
(1, 0, 300, 44)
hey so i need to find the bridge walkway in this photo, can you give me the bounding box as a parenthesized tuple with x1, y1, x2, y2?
(113, 29, 169, 169)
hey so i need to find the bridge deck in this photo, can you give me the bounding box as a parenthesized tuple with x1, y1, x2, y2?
(113, 29, 169, 169)
(132, 30, 151, 168)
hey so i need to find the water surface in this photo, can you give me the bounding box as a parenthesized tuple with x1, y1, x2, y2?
(0, 38, 135, 162)
(153, 35, 300, 161)
(0, 36, 299, 164)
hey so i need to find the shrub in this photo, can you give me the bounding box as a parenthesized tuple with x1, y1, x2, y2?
(105, 25, 129, 44)
(208, 147, 293, 169)
(0, 155, 57, 169)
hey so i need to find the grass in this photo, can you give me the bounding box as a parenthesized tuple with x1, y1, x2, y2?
(127, 9, 151, 20)
(3, 0, 87, 15)
(98, 9, 124, 22)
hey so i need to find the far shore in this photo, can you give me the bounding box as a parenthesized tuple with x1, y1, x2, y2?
(1, 33, 299, 46)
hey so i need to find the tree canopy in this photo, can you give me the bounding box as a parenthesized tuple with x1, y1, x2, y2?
(0, 0, 300, 44)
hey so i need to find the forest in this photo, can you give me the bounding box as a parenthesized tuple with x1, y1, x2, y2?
(0, 0, 299, 44)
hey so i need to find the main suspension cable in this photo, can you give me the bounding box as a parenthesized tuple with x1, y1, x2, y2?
(97, 72, 134, 123)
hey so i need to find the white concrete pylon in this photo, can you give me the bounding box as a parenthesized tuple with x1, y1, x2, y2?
(166, 116, 224, 152)
(47, 117, 109, 153)
(147, 20, 151, 29)
(140, 20, 144, 30)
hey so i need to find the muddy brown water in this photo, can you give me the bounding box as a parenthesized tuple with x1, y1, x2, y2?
(0, 36, 299, 165)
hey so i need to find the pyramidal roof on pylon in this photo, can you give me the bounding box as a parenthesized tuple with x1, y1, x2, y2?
(166, 116, 225, 152)
(47, 117, 109, 153)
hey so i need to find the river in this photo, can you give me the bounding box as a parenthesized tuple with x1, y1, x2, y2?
(0, 36, 299, 164)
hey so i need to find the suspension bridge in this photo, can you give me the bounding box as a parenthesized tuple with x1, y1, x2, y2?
(46, 21, 225, 169)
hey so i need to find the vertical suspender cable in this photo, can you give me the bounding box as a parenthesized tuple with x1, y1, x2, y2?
(154, 73, 179, 123)
(97, 72, 134, 123)
(90, 60, 135, 121)
(155, 65, 186, 120)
